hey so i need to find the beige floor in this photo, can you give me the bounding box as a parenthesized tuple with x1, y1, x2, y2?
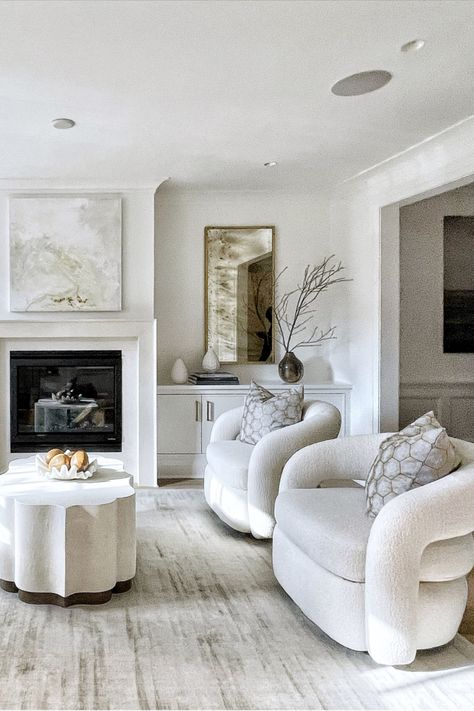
(3, 487, 474, 710)
(159, 478, 474, 644)
(158, 477, 204, 489)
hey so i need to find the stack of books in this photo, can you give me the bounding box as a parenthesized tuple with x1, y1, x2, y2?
(188, 370, 240, 385)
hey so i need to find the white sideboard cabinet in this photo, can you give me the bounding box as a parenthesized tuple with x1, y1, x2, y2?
(157, 383, 351, 480)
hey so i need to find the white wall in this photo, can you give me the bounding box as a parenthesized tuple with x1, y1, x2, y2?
(155, 188, 351, 386)
(330, 117, 474, 435)
(0, 188, 156, 321)
(400, 183, 474, 385)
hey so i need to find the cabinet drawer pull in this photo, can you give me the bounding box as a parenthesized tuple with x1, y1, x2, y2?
(206, 400, 214, 422)
(195, 400, 201, 422)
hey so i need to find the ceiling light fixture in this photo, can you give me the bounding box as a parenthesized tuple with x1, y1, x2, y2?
(264, 161, 278, 167)
(331, 70, 392, 96)
(401, 39, 425, 53)
(52, 118, 76, 129)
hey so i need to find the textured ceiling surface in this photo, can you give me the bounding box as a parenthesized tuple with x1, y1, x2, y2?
(1, 0, 473, 189)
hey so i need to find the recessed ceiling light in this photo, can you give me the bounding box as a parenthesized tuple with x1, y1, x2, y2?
(264, 161, 278, 167)
(52, 118, 76, 129)
(401, 39, 425, 53)
(331, 70, 392, 96)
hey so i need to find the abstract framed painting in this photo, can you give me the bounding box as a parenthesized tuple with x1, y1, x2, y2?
(9, 195, 122, 312)
(205, 225, 275, 363)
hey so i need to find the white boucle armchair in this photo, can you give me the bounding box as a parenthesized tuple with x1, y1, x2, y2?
(272, 434, 474, 666)
(204, 400, 341, 539)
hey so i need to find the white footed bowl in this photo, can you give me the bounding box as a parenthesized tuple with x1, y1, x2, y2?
(35, 451, 98, 480)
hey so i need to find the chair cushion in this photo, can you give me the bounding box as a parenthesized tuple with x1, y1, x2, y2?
(206, 440, 254, 490)
(239, 381, 303, 445)
(275, 487, 474, 583)
(366, 412, 460, 517)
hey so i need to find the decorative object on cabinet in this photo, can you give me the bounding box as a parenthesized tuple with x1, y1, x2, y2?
(443, 216, 474, 353)
(188, 371, 239, 385)
(274, 256, 350, 383)
(9, 195, 122, 312)
(205, 226, 275, 364)
(278, 351, 304, 383)
(201, 346, 220, 372)
(157, 382, 351, 479)
(171, 358, 189, 384)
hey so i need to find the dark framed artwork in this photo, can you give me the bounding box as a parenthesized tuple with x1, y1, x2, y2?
(205, 226, 275, 363)
(443, 216, 474, 353)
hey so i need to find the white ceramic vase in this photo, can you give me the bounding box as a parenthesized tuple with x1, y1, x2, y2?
(202, 347, 220, 373)
(171, 358, 189, 384)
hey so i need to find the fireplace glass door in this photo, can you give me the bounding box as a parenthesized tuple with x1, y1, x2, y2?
(10, 351, 122, 452)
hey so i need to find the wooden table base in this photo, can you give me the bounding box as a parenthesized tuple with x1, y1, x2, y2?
(0, 577, 133, 607)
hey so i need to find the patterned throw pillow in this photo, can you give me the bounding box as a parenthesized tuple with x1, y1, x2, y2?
(239, 381, 304, 445)
(366, 412, 460, 517)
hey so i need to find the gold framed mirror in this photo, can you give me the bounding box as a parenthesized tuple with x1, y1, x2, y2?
(205, 226, 275, 364)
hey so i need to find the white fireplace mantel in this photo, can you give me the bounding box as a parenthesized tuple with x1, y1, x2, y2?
(0, 319, 157, 487)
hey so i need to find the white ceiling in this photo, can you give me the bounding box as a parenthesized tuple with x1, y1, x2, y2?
(1, 0, 473, 190)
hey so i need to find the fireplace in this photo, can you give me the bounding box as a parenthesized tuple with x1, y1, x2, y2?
(10, 350, 122, 452)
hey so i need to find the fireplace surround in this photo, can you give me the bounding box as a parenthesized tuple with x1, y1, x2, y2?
(10, 350, 122, 452)
(0, 319, 157, 485)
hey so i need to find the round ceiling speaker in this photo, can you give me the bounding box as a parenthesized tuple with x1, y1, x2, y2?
(331, 70, 392, 96)
(52, 118, 76, 129)
(401, 39, 425, 53)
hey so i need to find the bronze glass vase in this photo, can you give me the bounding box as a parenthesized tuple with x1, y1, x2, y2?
(278, 351, 304, 383)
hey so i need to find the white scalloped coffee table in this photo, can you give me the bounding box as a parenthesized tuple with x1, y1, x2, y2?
(0, 457, 136, 606)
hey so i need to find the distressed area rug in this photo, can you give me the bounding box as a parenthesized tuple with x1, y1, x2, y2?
(1, 489, 474, 710)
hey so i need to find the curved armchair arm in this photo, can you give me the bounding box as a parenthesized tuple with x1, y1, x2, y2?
(279, 433, 389, 492)
(366, 455, 474, 666)
(248, 401, 341, 539)
(210, 406, 244, 443)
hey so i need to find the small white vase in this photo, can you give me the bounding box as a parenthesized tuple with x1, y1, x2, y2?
(171, 358, 188, 384)
(202, 347, 220, 373)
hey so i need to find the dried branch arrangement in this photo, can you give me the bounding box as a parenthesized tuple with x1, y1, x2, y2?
(273, 255, 350, 353)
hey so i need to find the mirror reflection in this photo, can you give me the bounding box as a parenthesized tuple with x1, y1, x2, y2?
(205, 226, 274, 363)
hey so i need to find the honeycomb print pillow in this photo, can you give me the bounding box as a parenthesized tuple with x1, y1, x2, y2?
(239, 381, 304, 445)
(366, 412, 460, 518)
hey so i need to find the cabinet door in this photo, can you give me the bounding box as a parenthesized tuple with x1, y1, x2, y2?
(201, 394, 245, 451)
(157, 395, 201, 454)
